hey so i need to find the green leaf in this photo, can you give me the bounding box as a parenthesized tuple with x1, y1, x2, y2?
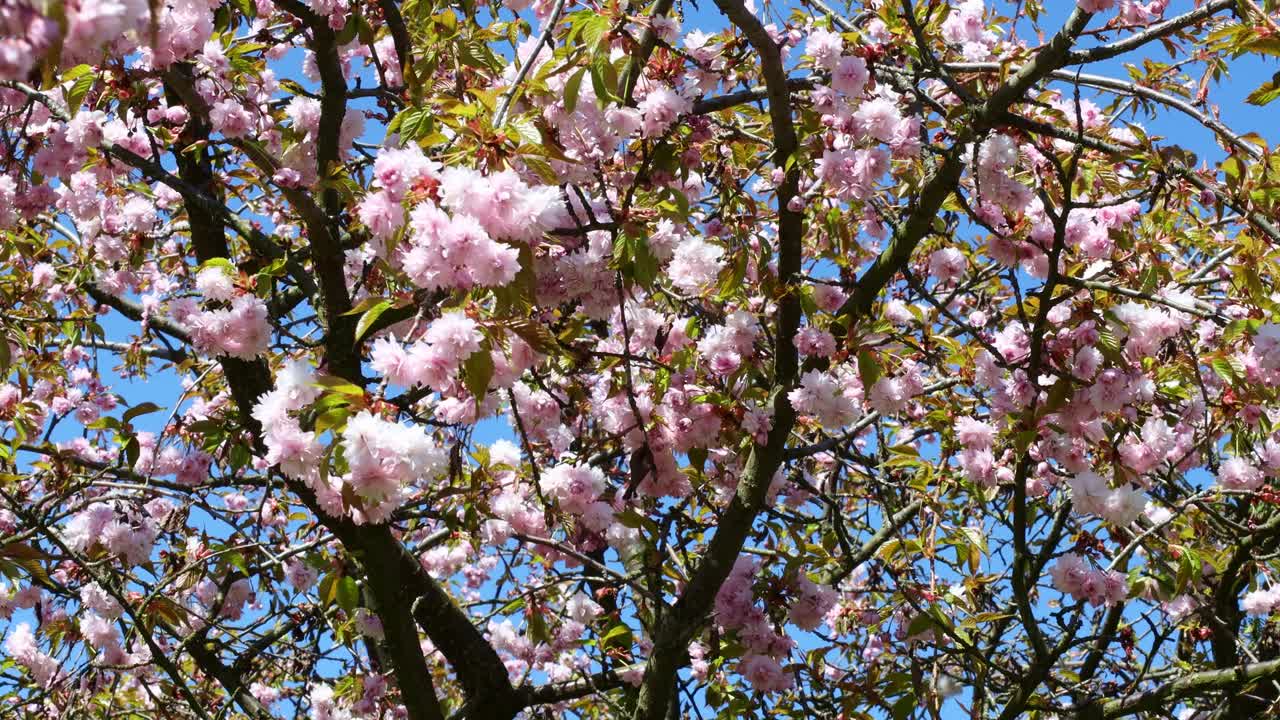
(507, 116, 541, 146)
(1247, 72, 1280, 106)
(631, 236, 659, 288)
(891, 693, 916, 720)
(62, 65, 96, 115)
(1211, 356, 1240, 385)
(563, 67, 586, 114)
(123, 402, 164, 424)
(600, 622, 633, 649)
(354, 298, 395, 344)
(319, 573, 338, 607)
(198, 257, 236, 274)
(527, 608, 550, 644)
(123, 435, 140, 468)
(463, 343, 494, 409)
(502, 318, 558, 355)
(857, 350, 883, 389)
(226, 551, 249, 575)
(337, 576, 359, 614)
(313, 376, 366, 396)
(314, 407, 350, 435)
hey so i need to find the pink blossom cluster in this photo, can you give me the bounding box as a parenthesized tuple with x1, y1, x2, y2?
(1218, 457, 1264, 492)
(131, 434, 212, 487)
(369, 311, 489, 392)
(941, 0, 999, 60)
(309, 677, 390, 720)
(1116, 416, 1176, 477)
(816, 146, 890, 201)
(668, 236, 726, 294)
(0, 4, 58, 81)
(3, 624, 58, 688)
(697, 310, 761, 377)
(714, 558, 800, 692)
(954, 416, 1002, 487)
(637, 87, 693, 139)
(1069, 471, 1147, 526)
(789, 366, 862, 428)
(253, 358, 324, 484)
(1050, 553, 1128, 607)
(340, 411, 447, 524)
(63, 501, 160, 566)
(181, 289, 273, 361)
(538, 464, 613, 533)
(793, 326, 837, 357)
(1242, 585, 1280, 616)
(789, 575, 838, 630)
(867, 361, 926, 415)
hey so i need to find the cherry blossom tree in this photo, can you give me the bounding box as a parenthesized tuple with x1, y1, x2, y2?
(5, 0, 1280, 718)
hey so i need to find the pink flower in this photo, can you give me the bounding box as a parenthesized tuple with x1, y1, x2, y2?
(31, 262, 55, 287)
(927, 247, 966, 283)
(668, 236, 724, 294)
(286, 97, 322, 136)
(4, 623, 58, 687)
(539, 464, 606, 514)
(789, 576, 837, 630)
(79, 613, 121, 650)
(830, 55, 868, 97)
(817, 147, 888, 201)
(1219, 457, 1263, 492)
(854, 97, 904, 144)
(358, 190, 405, 241)
(793, 327, 836, 357)
(637, 87, 692, 139)
(804, 27, 843, 69)
(955, 416, 994, 449)
(209, 100, 254, 138)
(424, 311, 483, 358)
(374, 145, 437, 199)
(812, 284, 847, 312)
(341, 411, 447, 523)
(788, 368, 860, 427)
(437, 167, 558, 242)
(1243, 587, 1280, 616)
(196, 266, 236, 302)
(739, 654, 793, 692)
(189, 295, 272, 360)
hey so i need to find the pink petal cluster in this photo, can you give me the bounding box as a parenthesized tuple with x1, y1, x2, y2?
(400, 203, 521, 290)
(1218, 457, 1264, 492)
(369, 311, 485, 390)
(187, 295, 272, 360)
(3, 624, 58, 688)
(1050, 553, 1128, 607)
(738, 653, 793, 693)
(254, 358, 325, 484)
(793, 327, 836, 358)
(816, 147, 889, 201)
(1069, 471, 1147, 526)
(788, 575, 838, 630)
(637, 87, 692, 139)
(789, 367, 862, 428)
(538, 464, 612, 529)
(437, 167, 560, 242)
(1242, 586, 1280, 616)
(668, 236, 725, 294)
(341, 411, 447, 524)
(696, 310, 760, 376)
